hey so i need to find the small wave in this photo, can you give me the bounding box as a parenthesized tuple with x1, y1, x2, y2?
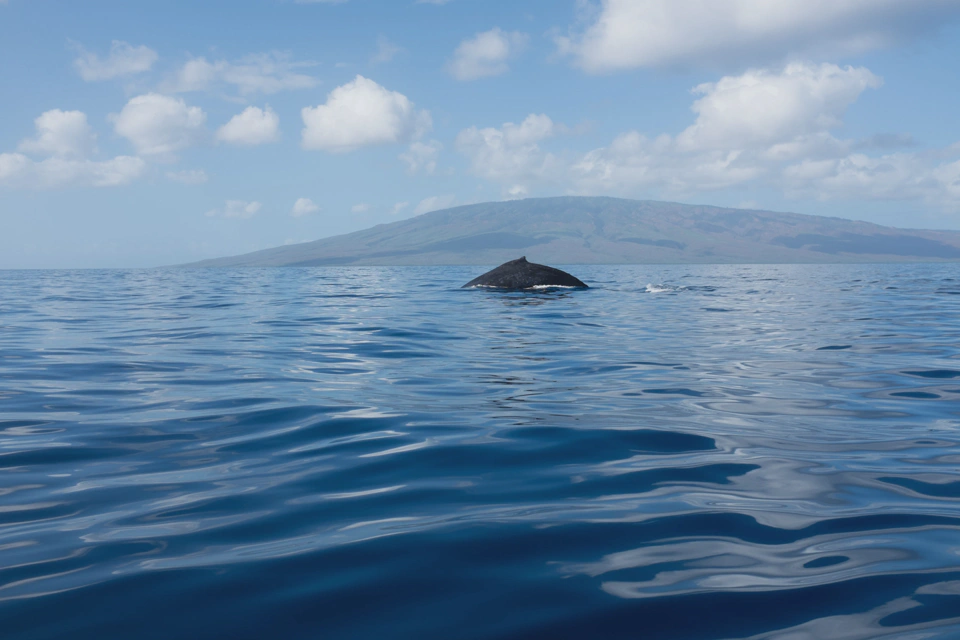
(645, 283, 675, 293)
(465, 284, 582, 291)
(528, 284, 580, 290)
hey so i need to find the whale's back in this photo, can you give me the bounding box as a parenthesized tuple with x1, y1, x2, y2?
(462, 257, 588, 290)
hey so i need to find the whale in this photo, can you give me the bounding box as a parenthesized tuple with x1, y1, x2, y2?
(462, 257, 588, 290)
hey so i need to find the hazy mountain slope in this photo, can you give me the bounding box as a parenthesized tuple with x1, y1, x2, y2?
(185, 197, 960, 266)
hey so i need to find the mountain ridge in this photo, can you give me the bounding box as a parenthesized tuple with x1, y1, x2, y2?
(184, 196, 960, 267)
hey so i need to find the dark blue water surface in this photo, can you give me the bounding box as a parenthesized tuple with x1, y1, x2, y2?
(2, 264, 960, 639)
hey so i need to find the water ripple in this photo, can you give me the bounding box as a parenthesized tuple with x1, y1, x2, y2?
(1, 264, 960, 639)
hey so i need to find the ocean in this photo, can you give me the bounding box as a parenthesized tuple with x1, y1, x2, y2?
(2, 264, 959, 639)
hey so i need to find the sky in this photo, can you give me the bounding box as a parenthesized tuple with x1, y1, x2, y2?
(2, 0, 960, 268)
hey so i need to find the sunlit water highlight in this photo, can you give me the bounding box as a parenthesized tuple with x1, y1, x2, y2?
(2, 264, 960, 639)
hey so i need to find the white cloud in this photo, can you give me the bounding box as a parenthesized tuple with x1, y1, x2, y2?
(1, 108, 144, 189)
(447, 28, 528, 81)
(166, 169, 208, 184)
(351, 203, 370, 213)
(0, 153, 145, 189)
(455, 63, 960, 211)
(559, 0, 960, 72)
(414, 194, 457, 215)
(455, 113, 562, 193)
(371, 36, 403, 64)
(301, 75, 431, 152)
(569, 130, 765, 194)
(112, 93, 206, 159)
(292, 197, 320, 216)
(391, 201, 410, 215)
(400, 140, 442, 174)
(216, 106, 280, 146)
(18, 109, 96, 158)
(206, 200, 262, 219)
(676, 63, 882, 152)
(567, 63, 885, 194)
(72, 40, 158, 81)
(173, 58, 220, 93)
(781, 153, 960, 205)
(171, 52, 318, 96)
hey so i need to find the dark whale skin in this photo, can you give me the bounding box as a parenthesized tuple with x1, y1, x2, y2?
(462, 257, 588, 290)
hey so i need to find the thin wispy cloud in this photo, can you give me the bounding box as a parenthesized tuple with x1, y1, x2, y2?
(167, 169, 209, 184)
(72, 40, 158, 81)
(206, 200, 262, 219)
(170, 52, 319, 96)
(371, 36, 403, 64)
(414, 194, 457, 214)
(400, 140, 442, 175)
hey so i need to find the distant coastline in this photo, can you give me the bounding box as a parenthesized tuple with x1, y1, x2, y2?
(182, 196, 960, 267)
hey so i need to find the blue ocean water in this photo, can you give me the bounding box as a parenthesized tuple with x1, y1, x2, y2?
(2, 264, 960, 639)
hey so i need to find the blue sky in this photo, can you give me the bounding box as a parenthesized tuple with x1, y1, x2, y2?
(2, 0, 960, 268)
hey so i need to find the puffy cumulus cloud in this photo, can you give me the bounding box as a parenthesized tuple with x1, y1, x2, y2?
(216, 106, 280, 146)
(456, 113, 563, 194)
(0, 153, 145, 189)
(567, 63, 890, 195)
(414, 194, 458, 215)
(166, 169, 208, 184)
(292, 197, 320, 216)
(676, 63, 882, 152)
(301, 75, 431, 152)
(72, 40, 158, 81)
(457, 63, 960, 211)
(400, 140, 442, 174)
(559, 0, 960, 72)
(391, 201, 410, 215)
(206, 200, 262, 219)
(171, 52, 318, 96)
(1, 108, 144, 189)
(447, 28, 528, 81)
(112, 93, 206, 159)
(18, 109, 96, 158)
